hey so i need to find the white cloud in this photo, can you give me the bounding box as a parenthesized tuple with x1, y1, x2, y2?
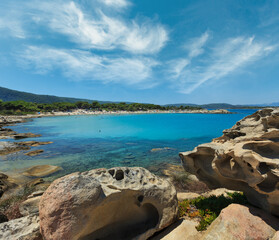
(19, 46, 158, 88)
(171, 36, 276, 94)
(0, 0, 168, 54)
(101, 0, 130, 8)
(28, 1, 168, 54)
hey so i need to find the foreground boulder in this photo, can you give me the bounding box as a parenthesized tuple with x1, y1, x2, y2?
(180, 108, 279, 216)
(39, 167, 178, 240)
(201, 204, 279, 240)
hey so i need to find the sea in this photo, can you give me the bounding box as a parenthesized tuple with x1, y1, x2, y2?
(0, 109, 257, 180)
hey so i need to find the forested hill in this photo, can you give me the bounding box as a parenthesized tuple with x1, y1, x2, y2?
(0, 86, 95, 103)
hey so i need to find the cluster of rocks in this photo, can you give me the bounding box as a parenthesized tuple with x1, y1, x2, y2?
(1, 165, 278, 240)
(0, 116, 50, 156)
(0, 141, 52, 156)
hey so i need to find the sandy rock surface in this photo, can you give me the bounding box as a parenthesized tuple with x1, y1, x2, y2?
(201, 204, 279, 240)
(151, 219, 201, 240)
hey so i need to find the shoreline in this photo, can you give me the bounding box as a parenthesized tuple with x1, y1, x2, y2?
(0, 108, 231, 122)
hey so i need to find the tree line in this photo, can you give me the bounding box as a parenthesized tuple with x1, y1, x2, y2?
(0, 100, 203, 115)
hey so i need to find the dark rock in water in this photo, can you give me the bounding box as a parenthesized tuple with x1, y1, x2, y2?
(120, 160, 131, 164)
(13, 133, 41, 140)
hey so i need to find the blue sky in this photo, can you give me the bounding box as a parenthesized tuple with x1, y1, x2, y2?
(0, 0, 278, 104)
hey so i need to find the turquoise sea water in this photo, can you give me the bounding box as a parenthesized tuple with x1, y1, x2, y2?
(0, 109, 257, 179)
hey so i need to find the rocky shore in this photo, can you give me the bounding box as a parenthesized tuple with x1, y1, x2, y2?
(0, 116, 52, 156)
(0, 109, 278, 239)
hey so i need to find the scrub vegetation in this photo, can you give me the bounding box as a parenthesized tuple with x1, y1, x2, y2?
(0, 99, 202, 115)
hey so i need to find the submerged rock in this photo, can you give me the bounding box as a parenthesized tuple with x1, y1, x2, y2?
(201, 204, 279, 240)
(17, 141, 53, 147)
(39, 167, 178, 240)
(23, 165, 62, 178)
(180, 108, 279, 216)
(25, 150, 44, 157)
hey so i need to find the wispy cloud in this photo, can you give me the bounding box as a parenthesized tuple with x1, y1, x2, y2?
(18, 46, 158, 88)
(169, 34, 276, 94)
(0, 17, 25, 39)
(168, 31, 209, 79)
(0, 0, 168, 54)
(186, 31, 209, 58)
(25, 1, 168, 54)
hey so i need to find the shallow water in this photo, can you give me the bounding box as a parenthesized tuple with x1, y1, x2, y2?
(0, 109, 257, 179)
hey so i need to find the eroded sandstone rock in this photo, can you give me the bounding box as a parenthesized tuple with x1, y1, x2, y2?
(201, 204, 279, 240)
(39, 167, 178, 240)
(180, 108, 279, 216)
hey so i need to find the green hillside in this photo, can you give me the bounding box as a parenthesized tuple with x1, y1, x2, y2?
(0, 86, 95, 103)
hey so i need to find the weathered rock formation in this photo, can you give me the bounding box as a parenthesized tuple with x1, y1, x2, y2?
(201, 204, 279, 240)
(180, 108, 279, 216)
(39, 167, 178, 240)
